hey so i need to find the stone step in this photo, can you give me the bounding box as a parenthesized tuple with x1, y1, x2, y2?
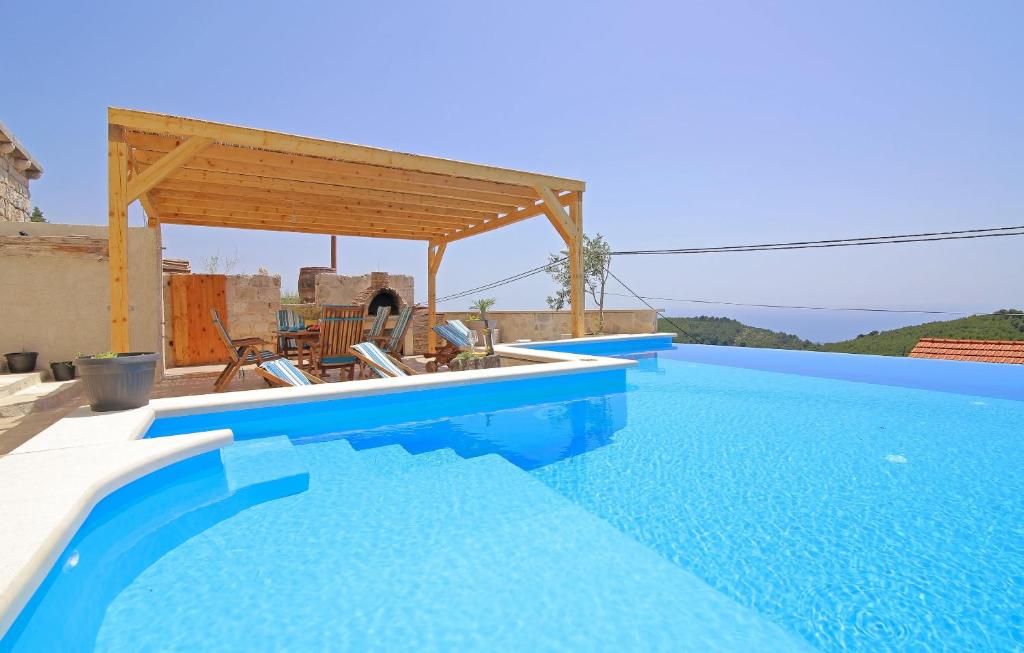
(0, 372, 44, 400)
(0, 379, 81, 419)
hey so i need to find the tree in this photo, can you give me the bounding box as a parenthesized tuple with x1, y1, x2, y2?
(29, 207, 46, 223)
(545, 233, 613, 333)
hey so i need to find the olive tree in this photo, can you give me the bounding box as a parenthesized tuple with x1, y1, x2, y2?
(545, 233, 612, 333)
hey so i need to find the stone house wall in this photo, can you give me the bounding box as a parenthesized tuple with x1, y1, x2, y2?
(411, 309, 659, 353)
(226, 274, 281, 345)
(0, 154, 31, 223)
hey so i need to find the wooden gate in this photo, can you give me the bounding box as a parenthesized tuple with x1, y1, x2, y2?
(170, 274, 229, 366)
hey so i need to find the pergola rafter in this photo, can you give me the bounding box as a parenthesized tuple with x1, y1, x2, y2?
(107, 108, 586, 353)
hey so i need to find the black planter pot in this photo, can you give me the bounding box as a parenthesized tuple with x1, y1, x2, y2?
(50, 361, 77, 381)
(4, 352, 38, 373)
(76, 353, 158, 412)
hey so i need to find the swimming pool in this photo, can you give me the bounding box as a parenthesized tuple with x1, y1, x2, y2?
(3, 341, 1023, 651)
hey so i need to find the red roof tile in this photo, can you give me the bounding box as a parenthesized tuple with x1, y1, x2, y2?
(908, 338, 1024, 365)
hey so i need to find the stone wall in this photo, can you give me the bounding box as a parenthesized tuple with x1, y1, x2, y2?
(226, 274, 281, 344)
(0, 223, 163, 372)
(0, 155, 31, 223)
(411, 309, 659, 353)
(314, 272, 414, 308)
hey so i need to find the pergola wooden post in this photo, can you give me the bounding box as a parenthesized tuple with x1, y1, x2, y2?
(106, 108, 587, 352)
(426, 240, 446, 353)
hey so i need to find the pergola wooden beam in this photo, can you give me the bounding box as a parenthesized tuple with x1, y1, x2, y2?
(161, 215, 437, 240)
(106, 108, 587, 352)
(127, 138, 543, 204)
(111, 108, 584, 192)
(126, 136, 213, 203)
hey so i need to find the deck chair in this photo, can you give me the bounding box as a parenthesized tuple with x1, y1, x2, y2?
(256, 358, 325, 387)
(211, 308, 280, 392)
(381, 306, 414, 355)
(364, 305, 391, 344)
(349, 342, 418, 378)
(426, 320, 473, 372)
(313, 304, 364, 380)
(276, 309, 307, 359)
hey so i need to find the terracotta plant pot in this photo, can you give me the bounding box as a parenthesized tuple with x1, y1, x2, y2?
(76, 352, 158, 412)
(4, 352, 38, 373)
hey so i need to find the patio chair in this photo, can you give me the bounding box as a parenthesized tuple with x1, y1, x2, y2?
(426, 320, 473, 372)
(364, 306, 391, 344)
(349, 342, 419, 378)
(256, 358, 326, 387)
(381, 306, 414, 355)
(276, 309, 307, 359)
(210, 308, 281, 392)
(313, 304, 364, 380)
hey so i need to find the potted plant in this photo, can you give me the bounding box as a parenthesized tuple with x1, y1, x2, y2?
(76, 351, 159, 412)
(467, 298, 497, 355)
(4, 350, 38, 373)
(449, 351, 485, 372)
(49, 360, 76, 381)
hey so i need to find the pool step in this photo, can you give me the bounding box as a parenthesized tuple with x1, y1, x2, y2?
(350, 443, 461, 477)
(220, 445, 813, 652)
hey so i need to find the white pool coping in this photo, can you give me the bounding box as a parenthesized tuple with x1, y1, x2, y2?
(0, 333, 668, 639)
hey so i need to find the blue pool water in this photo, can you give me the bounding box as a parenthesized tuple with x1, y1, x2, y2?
(4, 344, 1024, 651)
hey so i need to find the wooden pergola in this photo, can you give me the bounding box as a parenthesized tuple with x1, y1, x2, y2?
(107, 108, 586, 353)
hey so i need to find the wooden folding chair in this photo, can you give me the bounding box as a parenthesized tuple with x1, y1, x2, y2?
(313, 305, 364, 380)
(210, 308, 280, 392)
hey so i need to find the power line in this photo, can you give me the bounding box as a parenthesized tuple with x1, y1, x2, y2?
(432, 223, 1022, 309)
(434, 257, 565, 304)
(602, 292, 1024, 316)
(611, 225, 1024, 256)
(604, 268, 707, 344)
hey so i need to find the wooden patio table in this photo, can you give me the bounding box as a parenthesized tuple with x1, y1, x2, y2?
(274, 329, 320, 369)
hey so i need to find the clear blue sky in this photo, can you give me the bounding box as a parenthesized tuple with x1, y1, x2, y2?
(7, 1, 1022, 342)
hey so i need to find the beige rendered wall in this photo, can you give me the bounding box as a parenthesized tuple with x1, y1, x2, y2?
(0, 223, 162, 372)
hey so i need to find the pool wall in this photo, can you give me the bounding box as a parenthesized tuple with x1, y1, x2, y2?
(0, 333, 653, 639)
(665, 344, 1024, 401)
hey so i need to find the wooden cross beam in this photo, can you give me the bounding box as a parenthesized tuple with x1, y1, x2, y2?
(126, 136, 213, 204)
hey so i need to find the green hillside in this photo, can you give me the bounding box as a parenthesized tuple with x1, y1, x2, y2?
(658, 310, 1024, 357)
(657, 316, 813, 350)
(818, 309, 1024, 356)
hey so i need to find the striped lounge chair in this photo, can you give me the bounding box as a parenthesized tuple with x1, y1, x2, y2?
(432, 320, 473, 349)
(349, 342, 418, 378)
(381, 306, 415, 355)
(425, 319, 474, 372)
(365, 306, 391, 344)
(256, 358, 325, 387)
(210, 308, 280, 392)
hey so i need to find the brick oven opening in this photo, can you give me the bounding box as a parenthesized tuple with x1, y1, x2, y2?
(367, 288, 401, 316)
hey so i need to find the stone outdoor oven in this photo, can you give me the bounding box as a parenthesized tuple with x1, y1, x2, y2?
(313, 271, 414, 315)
